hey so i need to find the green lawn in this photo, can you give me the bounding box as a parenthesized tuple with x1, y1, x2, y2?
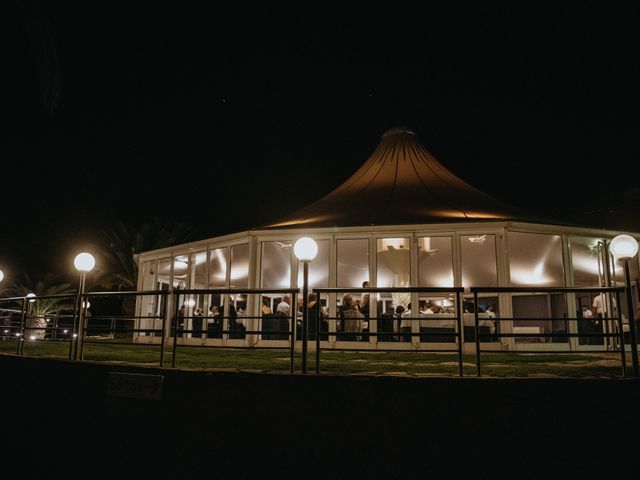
(0, 337, 627, 377)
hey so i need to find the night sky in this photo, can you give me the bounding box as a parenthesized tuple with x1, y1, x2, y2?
(4, 1, 640, 278)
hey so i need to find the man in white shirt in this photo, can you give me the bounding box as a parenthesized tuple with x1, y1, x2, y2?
(590, 294, 608, 345)
(276, 294, 291, 316)
(592, 293, 607, 318)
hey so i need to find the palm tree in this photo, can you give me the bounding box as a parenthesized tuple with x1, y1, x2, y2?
(9, 273, 76, 340)
(95, 218, 198, 315)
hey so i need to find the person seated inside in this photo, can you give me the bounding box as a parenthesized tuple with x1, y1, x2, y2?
(339, 293, 362, 341)
(307, 292, 328, 340)
(228, 304, 245, 339)
(261, 297, 275, 340)
(273, 295, 291, 340)
(359, 294, 370, 341)
(378, 300, 395, 342)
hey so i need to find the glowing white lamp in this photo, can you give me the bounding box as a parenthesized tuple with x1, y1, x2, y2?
(293, 237, 318, 262)
(74, 252, 96, 272)
(610, 235, 639, 261)
(293, 237, 318, 374)
(26, 293, 36, 303)
(72, 251, 95, 361)
(0, 270, 4, 282)
(610, 234, 639, 377)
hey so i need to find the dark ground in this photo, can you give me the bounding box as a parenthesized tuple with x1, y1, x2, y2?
(2, 354, 638, 479)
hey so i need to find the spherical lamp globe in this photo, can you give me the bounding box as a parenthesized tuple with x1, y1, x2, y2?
(74, 252, 96, 272)
(610, 235, 639, 261)
(294, 237, 318, 262)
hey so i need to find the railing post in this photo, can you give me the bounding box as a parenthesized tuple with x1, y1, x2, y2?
(290, 292, 297, 373)
(160, 292, 167, 367)
(474, 290, 481, 377)
(315, 295, 321, 374)
(456, 290, 463, 377)
(79, 294, 89, 361)
(623, 261, 639, 377)
(171, 292, 180, 368)
(615, 290, 626, 377)
(17, 298, 26, 355)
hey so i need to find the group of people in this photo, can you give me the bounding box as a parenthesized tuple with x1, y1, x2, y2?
(173, 285, 502, 345)
(261, 293, 329, 340)
(174, 300, 245, 339)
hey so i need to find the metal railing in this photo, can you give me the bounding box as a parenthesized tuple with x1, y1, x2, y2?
(164, 288, 299, 370)
(2, 285, 636, 377)
(470, 286, 628, 377)
(78, 290, 170, 364)
(312, 287, 465, 376)
(0, 294, 78, 356)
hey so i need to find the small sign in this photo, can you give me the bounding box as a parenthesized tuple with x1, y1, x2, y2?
(107, 372, 163, 400)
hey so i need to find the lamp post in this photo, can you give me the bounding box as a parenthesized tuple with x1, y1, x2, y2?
(294, 237, 318, 374)
(72, 252, 95, 360)
(25, 293, 36, 341)
(610, 234, 639, 378)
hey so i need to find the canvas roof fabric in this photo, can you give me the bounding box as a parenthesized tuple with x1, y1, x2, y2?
(264, 127, 550, 229)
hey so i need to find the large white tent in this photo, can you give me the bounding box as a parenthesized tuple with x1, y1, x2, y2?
(136, 127, 640, 352)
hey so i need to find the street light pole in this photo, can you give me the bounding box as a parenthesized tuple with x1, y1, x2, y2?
(610, 235, 639, 378)
(293, 237, 318, 374)
(302, 260, 309, 373)
(73, 252, 95, 361)
(623, 260, 639, 377)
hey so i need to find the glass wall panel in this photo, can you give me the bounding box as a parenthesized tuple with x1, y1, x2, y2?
(261, 241, 292, 289)
(509, 232, 565, 343)
(260, 241, 292, 341)
(206, 247, 228, 338)
(417, 237, 453, 287)
(572, 238, 602, 288)
(509, 232, 564, 287)
(511, 293, 567, 344)
(172, 254, 189, 289)
(376, 238, 409, 342)
(209, 248, 228, 287)
(377, 238, 410, 287)
(157, 258, 172, 290)
(187, 251, 207, 339)
(571, 238, 606, 345)
(461, 234, 497, 288)
(189, 252, 207, 288)
(230, 244, 250, 288)
(172, 254, 192, 338)
(296, 240, 329, 289)
(156, 258, 172, 336)
(337, 239, 369, 288)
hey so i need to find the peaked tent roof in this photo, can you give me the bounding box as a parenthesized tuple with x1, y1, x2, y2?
(263, 127, 555, 229)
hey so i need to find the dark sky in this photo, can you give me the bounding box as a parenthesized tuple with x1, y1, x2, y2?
(3, 1, 640, 278)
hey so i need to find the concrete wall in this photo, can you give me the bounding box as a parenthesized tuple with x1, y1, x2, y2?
(1, 354, 638, 478)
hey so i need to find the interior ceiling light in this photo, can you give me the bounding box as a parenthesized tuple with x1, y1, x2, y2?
(418, 245, 439, 255)
(468, 235, 487, 245)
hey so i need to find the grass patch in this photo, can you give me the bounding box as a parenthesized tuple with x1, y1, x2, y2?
(0, 338, 626, 378)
